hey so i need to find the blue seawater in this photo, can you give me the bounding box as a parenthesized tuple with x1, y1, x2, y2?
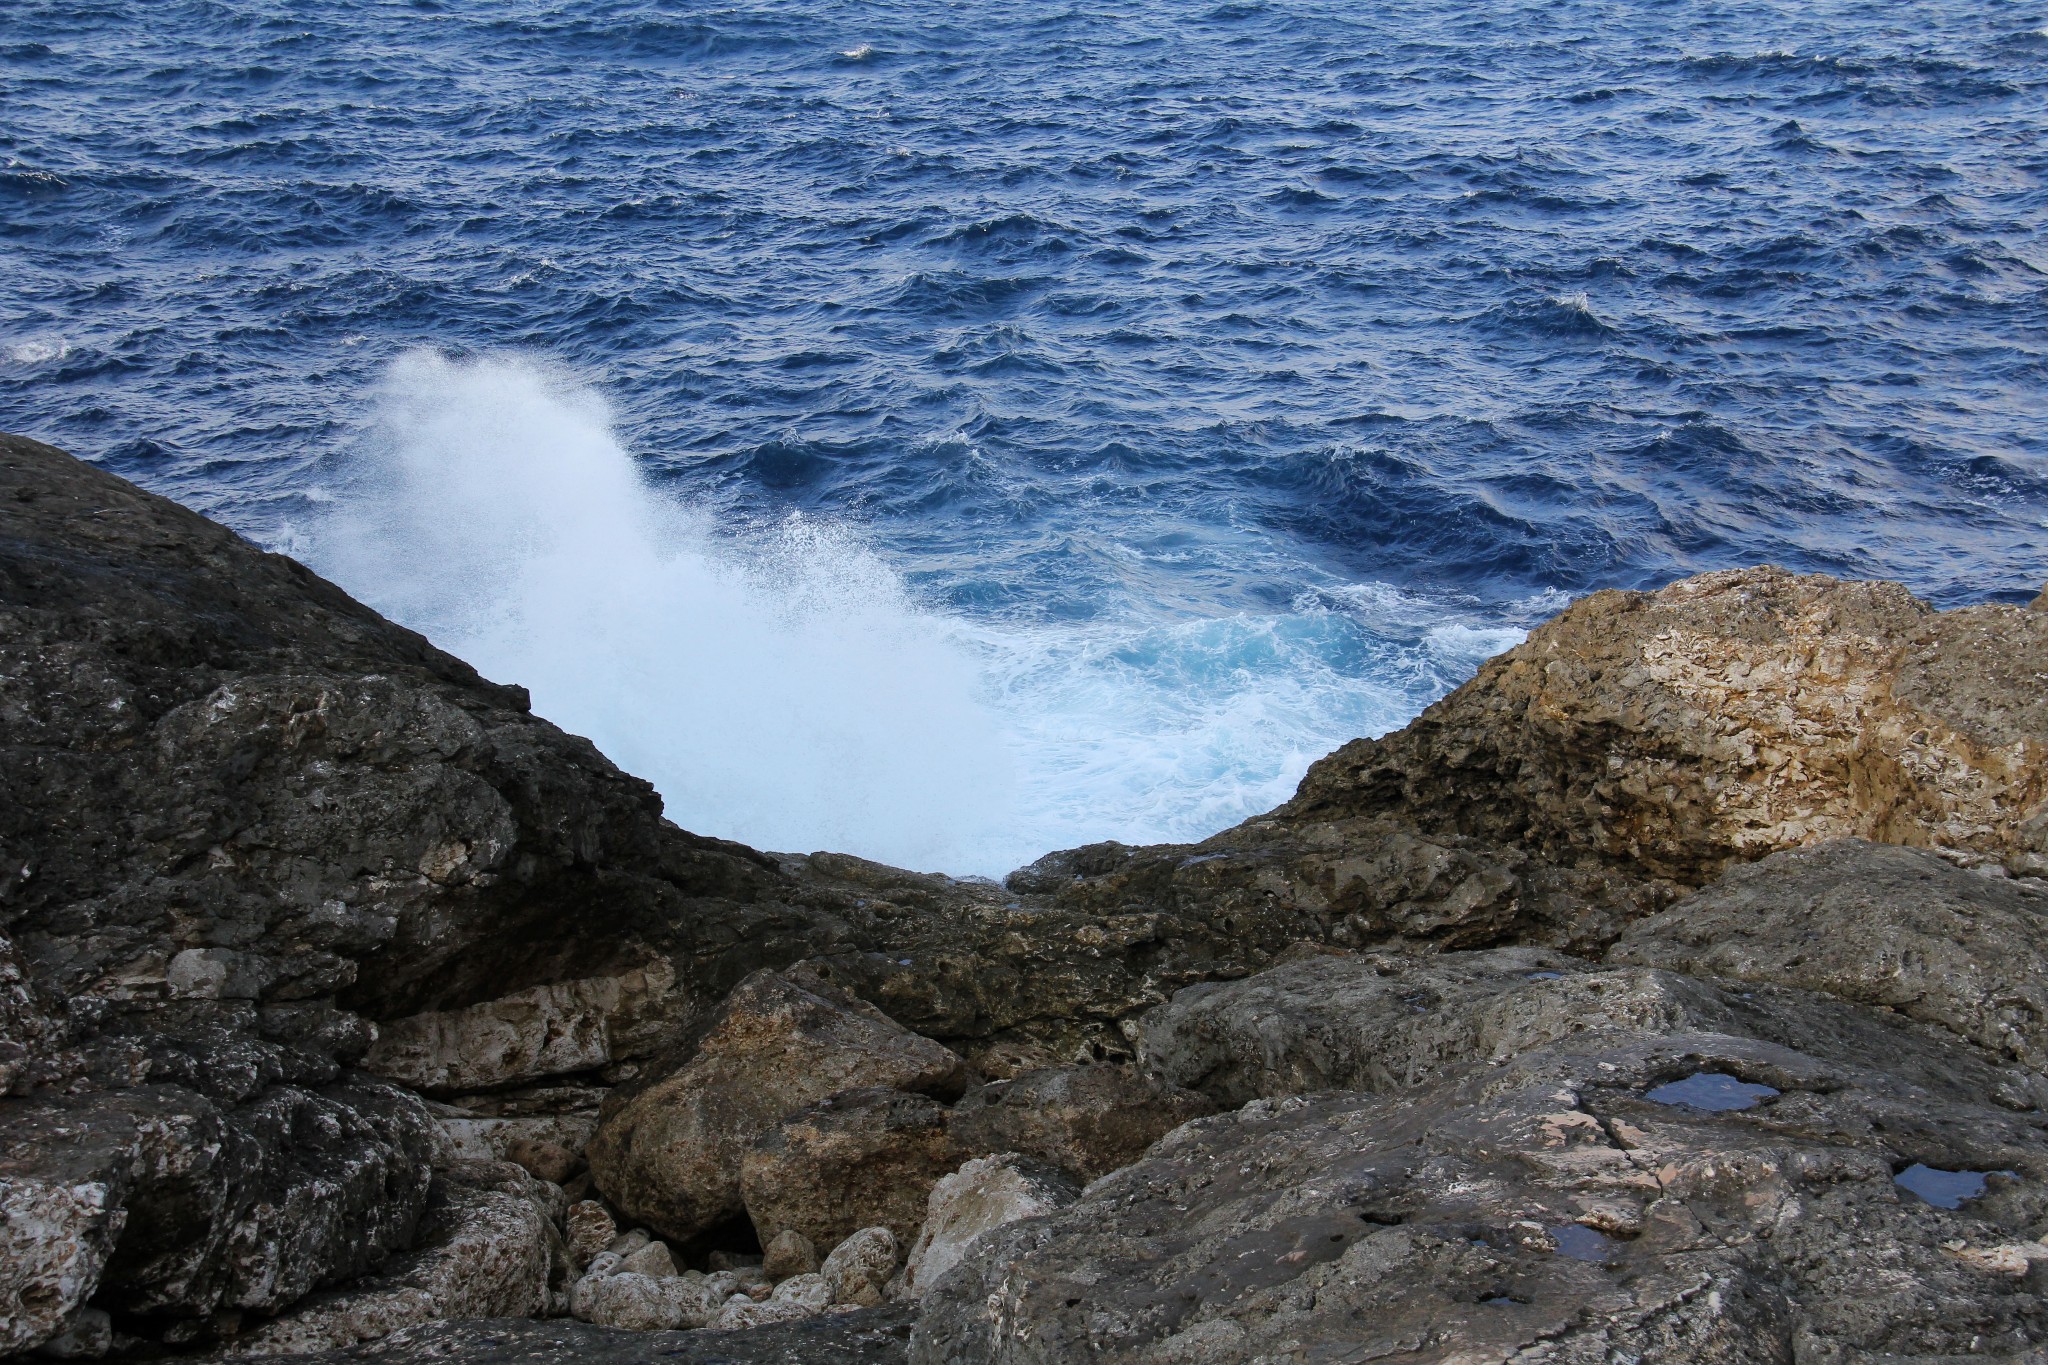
(3, 1, 2045, 873)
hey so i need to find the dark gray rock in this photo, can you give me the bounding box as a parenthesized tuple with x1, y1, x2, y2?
(216, 1307, 915, 1364)
(1611, 838, 2048, 1071)
(913, 1031, 2048, 1364)
(1137, 945, 2048, 1112)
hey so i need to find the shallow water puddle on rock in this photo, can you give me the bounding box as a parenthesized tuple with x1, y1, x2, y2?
(1643, 1071, 1780, 1111)
(1893, 1163, 2012, 1209)
(1550, 1224, 1614, 1262)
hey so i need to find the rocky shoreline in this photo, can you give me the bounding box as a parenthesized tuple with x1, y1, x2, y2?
(3, 429, 2045, 1363)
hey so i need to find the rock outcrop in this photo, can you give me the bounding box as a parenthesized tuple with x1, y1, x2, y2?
(585, 967, 969, 1246)
(6, 428, 2047, 1362)
(913, 1027, 2048, 1363)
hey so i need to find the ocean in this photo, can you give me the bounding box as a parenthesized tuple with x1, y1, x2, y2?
(4, 0, 2044, 874)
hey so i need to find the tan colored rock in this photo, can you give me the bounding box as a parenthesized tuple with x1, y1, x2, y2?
(1289, 566, 2048, 886)
(741, 1087, 961, 1251)
(364, 964, 674, 1095)
(770, 1272, 834, 1308)
(563, 1201, 616, 1270)
(616, 1239, 676, 1279)
(947, 1065, 1216, 1181)
(570, 1273, 683, 1331)
(586, 969, 969, 1243)
(710, 1296, 817, 1330)
(760, 1229, 819, 1279)
(901, 1155, 1078, 1298)
(820, 1227, 899, 1308)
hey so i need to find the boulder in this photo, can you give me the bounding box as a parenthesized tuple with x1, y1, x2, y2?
(1, 1079, 439, 1353)
(946, 1065, 1216, 1181)
(563, 1201, 617, 1270)
(912, 1030, 2048, 1363)
(821, 1228, 900, 1308)
(226, 1159, 569, 1355)
(1136, 944, 2044, 1112)
(1611, 838, 2048, 1069)
(900, 1155, 1078, 1299)
(771, 1272, 834, 1309)
(741, 1088, 962, 1252)
(586, 969, 969, 1243)
(761, 1229, 820, 1279)
(617, 1239, 677, 1279)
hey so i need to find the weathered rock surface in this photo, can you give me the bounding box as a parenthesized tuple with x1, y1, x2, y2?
(1137, 944, 2048, 1112)
(10, 430, 2048, 1362)
(821, 1228, 901, 1309)
(225, 1161, 569, 1356)
(1612, 837, 2048, 1070)
(900, 1154, 1078, 1300)
(914, 1031, 2048, 1363)
(1028, 566, 2048, 956)
(947, 1065, 1217, 1182)
(586, 968, 968, 1244)
(741, 1087, 962, 1252)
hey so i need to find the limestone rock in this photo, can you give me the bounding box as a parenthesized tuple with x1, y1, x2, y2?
(586, 969, 969, 1243)
(912, 1031, 2048, 1363)
(946, 1064, 1216, 1181)
(616, 1239, 677, 1279)
(712, 1297, 819, 1330)
(226, 1159, 569, 1355)
(1, 1079, 439, 1352)
(571, 1273, 689, 1332)
(563, 1201, 617, 1270)
(901, 1154, 1078, 1299)
(1136, 943, 2041, 1112)
(1290, 566, 2048, 881)
(761, 1229, 820, 1279)
(1611, 838, 2048, 1070)
(741, 1087, 961, 1251)
(821, 1227, 901, 1308)
(771, 1272, 834, 1309)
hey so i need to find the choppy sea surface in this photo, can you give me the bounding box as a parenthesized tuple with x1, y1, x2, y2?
(4, 1, 2046, 873)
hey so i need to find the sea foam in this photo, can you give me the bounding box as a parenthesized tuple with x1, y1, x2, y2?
(314, 350, 1525, 876)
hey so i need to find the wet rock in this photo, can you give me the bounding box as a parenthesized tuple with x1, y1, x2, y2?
(742, 1088, 962, 1252)
(563, 1201, 617, 1270)
(821, 1228, 901, 1308)
(586, 969, 969, 1244)
(912, 1031, 2048, 1363)
(901, 1154, 1078, 1299)
(947, 1065, 1217, 1182)
(1611, 838, 2048, 1070)
(1136, 944, 2038, 1112)
(761, 1229, 820, 1279)
(226, 1159, 569, 1355)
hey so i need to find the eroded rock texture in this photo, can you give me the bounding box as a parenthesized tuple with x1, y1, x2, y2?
(914, 1030, 2048, 1364)
(1025, 567, 2048, 956)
